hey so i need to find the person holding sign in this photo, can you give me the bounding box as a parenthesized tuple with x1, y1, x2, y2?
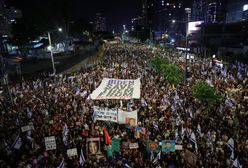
(88, 141, 99, 155)
(126, 118, 136, 127)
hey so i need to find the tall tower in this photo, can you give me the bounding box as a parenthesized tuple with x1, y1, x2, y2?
(207, 0, 225, 23)
(94, 13, 106, 32)
(192, 0, 208, 21)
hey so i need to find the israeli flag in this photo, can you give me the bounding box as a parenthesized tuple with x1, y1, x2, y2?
(92, 110, 96, 123)
(12, 135, 22, 150)
(175, 129, 179, 143)
(124, 163, 132, 168)
(62, 123, 69, 146)
(57, 159, 64, 168)
(233, 158, 242, 168)
(190, 132, 198, 153)
(153, 151, 161, 164)
(63, 123, 69, 136)
(153, 121, 159, 130)
(150, 151, 154, 161)
(230, 151, 234, 161)
(141, 97, 148, 107)
(176, 116, 180, 126)
(226, 138, 234, 151)
(197, 124, 201, 134)
(79, 149, 86, 166)
(27, 107, 32, 119)
(181, 126, 185, 139)
(127, 100, 133, 112)
(206, 131, 212, 142)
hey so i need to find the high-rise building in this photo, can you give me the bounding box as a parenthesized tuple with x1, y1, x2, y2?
(207, 0, 224, 23)
(154, 1, 186, 32)
(94, 13, 106, 32)
(192, 0, 225, 23)
(226, 0, 248, 23)
(192, 0, 207, 21)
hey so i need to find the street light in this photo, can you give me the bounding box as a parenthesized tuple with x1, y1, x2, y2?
(58, 28, 63, 32)
(47, 27, 63, 75)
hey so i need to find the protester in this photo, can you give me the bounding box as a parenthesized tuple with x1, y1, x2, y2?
(0, 43, 247, 168)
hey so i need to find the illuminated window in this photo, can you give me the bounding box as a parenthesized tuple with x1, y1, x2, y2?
(243, 4, 248, 11)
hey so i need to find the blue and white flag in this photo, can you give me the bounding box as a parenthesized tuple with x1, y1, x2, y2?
(124, 163, 132, 168)
(62, 123, 69, 146)
(206, 131, 212, 142)
(175, 129, 180, 143)
(12, 135, 22, 150)
(63, 136, 68, 146)
(230, 151, 234, 161)
(150, 151, 154, 161)
(197, 124, 201, 134)
(92, 110, 96, 123)
(188, 107, 193, 118)
(226, 138, 234, 151)
(127, 100, 133, 112)
(171, 103, 176, 112)
(153, 151, 161, 164)
(181, 126, 185, 139)
(27, 107, 32, 119)
(176, 116, 180, 126)
(190, 132, 198, 153)
(233, 158, 242, 168)
(79, 149, 85, 166)
(153, 121, 159, 130)
(57, 159, 64, 168)
(63, 123, 69, 136)
(141, 97, 148, 107)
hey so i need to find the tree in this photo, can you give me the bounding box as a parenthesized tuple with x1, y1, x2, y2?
(148, 55, 183, 86)
(148, 55, 169, 73)
(192, 80, 222, 108)
(163, 64, 183, 86)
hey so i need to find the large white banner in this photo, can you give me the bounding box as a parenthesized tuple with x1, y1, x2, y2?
(90, 78, 141, 100)
(45, 136, 56, 150)
(93, 106, 118, 122)
(118, 109, 138, 126)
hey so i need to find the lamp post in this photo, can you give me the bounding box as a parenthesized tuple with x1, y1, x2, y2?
(47, 28, 63, 75)
(185, 8, 191, 84)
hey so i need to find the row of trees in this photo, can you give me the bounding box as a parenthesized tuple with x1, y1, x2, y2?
(148, 55, 183, 86)
(148, 55, 222, 109)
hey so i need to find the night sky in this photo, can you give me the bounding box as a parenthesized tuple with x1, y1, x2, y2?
(6, 0, 193, 33)
(6, 0, 143, 32)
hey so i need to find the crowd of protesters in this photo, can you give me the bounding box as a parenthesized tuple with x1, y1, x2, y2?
(0, 43, 247, 168)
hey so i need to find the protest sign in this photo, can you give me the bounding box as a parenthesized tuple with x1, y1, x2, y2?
(93, 106, 118, 122)
(67, 148, 78, 157)
(147, 141, 160, 152)
(118, 109, 138, 126)
(129, 143, 139, 149)
(87, 138, 101, 155)
(183, 150, 197, 167)
(90, 78, 140, 100)
(21, 124, 34, 132)
(122, 142, 129, 149)
(175, 145, 183, 150)
(45, 136, 56, 150)
(162, 140, 175, 153)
